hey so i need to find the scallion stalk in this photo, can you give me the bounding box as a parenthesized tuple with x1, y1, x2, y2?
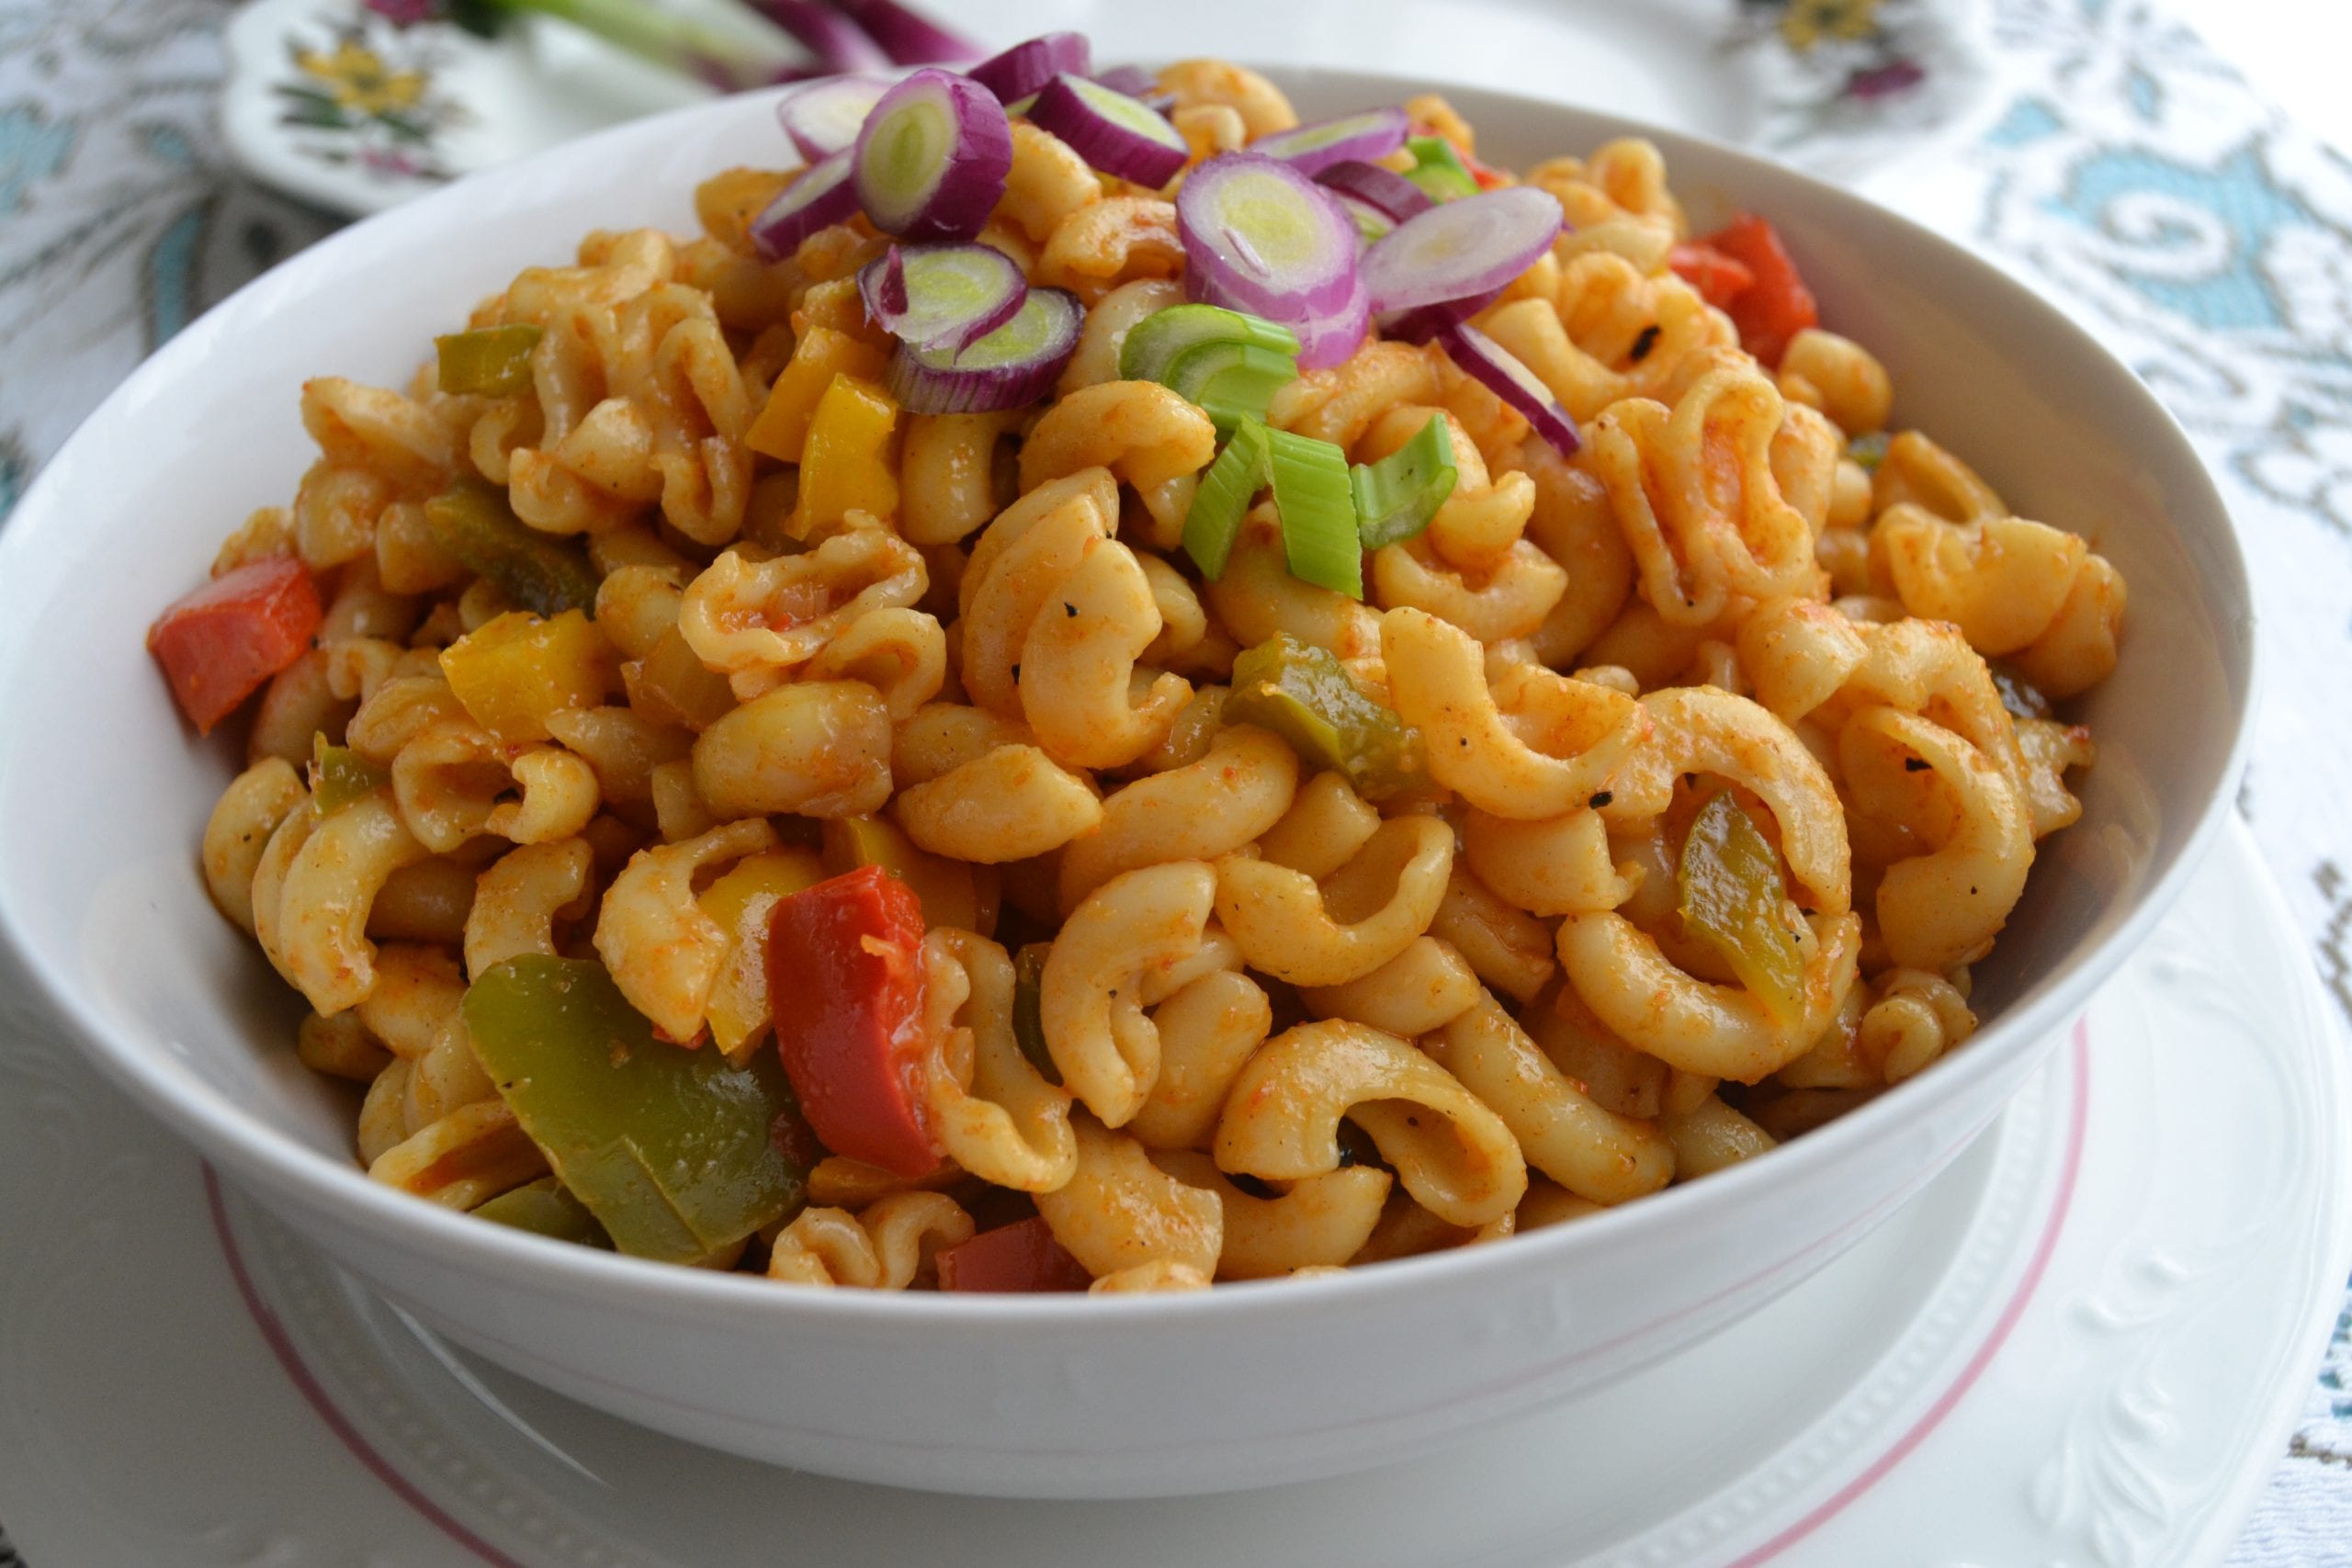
(1182, 418, 1272, 581)
(1267, 427, 1363, 599)
(1352, 413, 1459, 549)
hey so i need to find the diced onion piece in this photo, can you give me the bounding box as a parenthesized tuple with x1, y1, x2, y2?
(1402, 134, 1478, 202)
(1178, 153, 1367, 369)
(1182, 419, 1272, 581)
(1352, 412, 1458, 549)
(1267, 427, 1362, 599)
(968, 30, 1091, 105)
(776, 75, 893, 163)
(1436, 321, 1581, 457)
(1316, 160, 1435, 224)
(831, 0, 981, 65)
(749, 149, 861, 260)
(1119, 302, 1300, 384)
(885, 286, 1081, 414)
(1250, 107, 1411, 177)
(854, 68, 1014, 243)
(858, 243, 1028, 354)
(1025, 73, 1189, 187)
(1361, 185, 1562, 316)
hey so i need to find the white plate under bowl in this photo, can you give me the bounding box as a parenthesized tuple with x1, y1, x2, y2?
(220, 0, 1999, 218)
(0, 68, 2256, 1497)
(1, 821, 2341, 1564)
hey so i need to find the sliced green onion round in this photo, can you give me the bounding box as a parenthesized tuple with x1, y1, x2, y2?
(1267, 427, 1363, 599)
(1353, 413, 1459, 549)
(1403, 135, 1479, 202)
(1182, 419, 1272, 580)
(885, 286, 1082, 414)
(1166, 341, 1297, 431)
(1120, 303, 1301, 383)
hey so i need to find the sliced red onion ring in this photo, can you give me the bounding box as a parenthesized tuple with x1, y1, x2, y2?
(1438, 321, 1580, 457)
(1178, 152, 1362, 322)
(831, 0, 981, 64)
(1316, 160, 1434, 224)
(1362, 186, 1563, 316)
(854, 68, 1014, 243)
(743, 1, 891, 73)
(1250, 107, 1411, 178)
(750, 149, 860, 259)
(1376, 288, 1500, 345)
(859, 243, 1029, 355)
(968, 31, 1091, 105)
(1026, 73, 1188, 187)
(776, 74, 892, 163)
(887, 287, 1083, 414)
(1091, 63, 1158, 98)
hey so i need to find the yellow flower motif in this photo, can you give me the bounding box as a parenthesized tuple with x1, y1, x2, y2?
(296, 41, 427, 117)
(1779, 0, 1884, 52)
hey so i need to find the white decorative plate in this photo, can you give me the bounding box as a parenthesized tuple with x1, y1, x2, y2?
(1, 819, 2342, 1565)
(219, 0, 1999, 218)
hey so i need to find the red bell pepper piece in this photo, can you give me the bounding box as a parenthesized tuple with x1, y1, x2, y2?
(146, 556, 322, 735)
(1692, 213, 1818, 369)
(765, 863, 939, 1177)
(1668, 241, 1756, 314)
(936, 1217, 1094, 1293)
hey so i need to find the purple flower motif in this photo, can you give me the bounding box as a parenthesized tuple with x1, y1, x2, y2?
(1845, 57, 1926, 100)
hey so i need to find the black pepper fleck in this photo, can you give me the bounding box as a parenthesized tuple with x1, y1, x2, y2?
(1589, 791, 1612, 808)
(1629, 322, 1660, 362)
(1904, 757, 1929, 772)
(1064, 602, 1078, 617)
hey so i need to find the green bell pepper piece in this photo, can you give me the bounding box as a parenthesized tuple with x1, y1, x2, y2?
(435, 323, 544, 398)
(1225, 633, 1427, 802)
(423, 481, 601, 619)
(473, 1177, 615, 1249)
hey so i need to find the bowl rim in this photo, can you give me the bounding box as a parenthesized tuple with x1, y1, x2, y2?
(0, 64, 2259, 1328)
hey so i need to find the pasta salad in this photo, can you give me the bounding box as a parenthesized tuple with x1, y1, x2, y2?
(152, 41, 2123, 1294)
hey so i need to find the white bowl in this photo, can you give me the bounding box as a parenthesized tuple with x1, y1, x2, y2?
(0, 69, 2254, 1499)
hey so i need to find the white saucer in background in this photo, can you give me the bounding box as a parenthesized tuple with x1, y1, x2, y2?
(1, 820, 2341, 1565)
(219, 0, 1998, 219)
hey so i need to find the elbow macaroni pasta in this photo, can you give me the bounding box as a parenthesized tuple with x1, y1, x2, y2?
(181, 73, 2121, 1292)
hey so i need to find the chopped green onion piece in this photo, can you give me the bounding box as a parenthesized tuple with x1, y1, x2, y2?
(1226, 633, 1427, 801)
(435, 323, 543, 398)
(1121, 303, 1302, 385)
(1266, 427, 1363, 599)
(423, 481, 601, 619)
(1011, 942, 1060, 1085)
(1167, 341, 1297, 431)
(1846, 431, 1890, 472)
(1679, 791, 1808, 1029)
(1351, 413, 1459, 549)
(1403, 135, 1479, 202)
(1182, 417, 1272, 580)
(309, 733, 387, 815)
(474, 1177, 616, 1249)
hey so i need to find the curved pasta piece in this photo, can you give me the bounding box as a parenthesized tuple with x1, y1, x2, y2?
(1057, 723, 1299, 910)
(1420, 997, 1674, 1206)
(803, 607, 946, 720)
(1213, 815, 1453, 987)
(1871, 504, 2087, 658)
(1126, 969, 1273, 1152)
(591, 817, 778, 1042)
(1088, 1259, 1214, 1293)
(767, 1192, 976, 1288)
(1511, 437, 1635, 668)
(1018, 538, 1192, 769)
(1204, 510, 1386, 661)
(1042, 861, 1217, 1126)
(204, 759, 308, 934)
(1058, 279, 1186, 397)
(1429, 863, 1559, 1004)
(465, 839, 594, 978)
(1297, 935, 1484, 1038)
(1659, 1097, 1777, 1180)
(1371, 535, 1567, 645)
(259, 794, 433, 1017)
(391, 721, 601, 854)
(1859, 966, 1978, 1083)
(1381, 606, 1649, 821)
(959, 474, 1116, 717)
(1035, 197, 1186, 304)
(1589, 366, 1820, 626)
(1871, 429, 2006, 522)
(1018, 380, 1217, 496)
(1154, 1151, 1392, 1280)
(1556, 905, 1863, 1083)
(368, 1099, 548, 1212)
(676, 525, 926, 684)
(894, 743, 1102, 863)
(1035, 1111, 1223, 1280)
(1213, 1020, 1527, 1229)
(1459, 807, 1636, 917)
(917, 929, 1079, 1192)
(1841, 705, 2033, 972)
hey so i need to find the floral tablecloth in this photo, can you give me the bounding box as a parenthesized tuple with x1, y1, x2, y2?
(0, 0, 2347, 1559)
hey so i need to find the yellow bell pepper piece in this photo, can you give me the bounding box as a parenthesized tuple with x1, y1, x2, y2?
(794, 373, 900, 538)
(623, 625, 738, 732)
(699, 848, 829, 1058)
(821, 814, 994, 935)
(746, 328, 890, 464)
(439, 608, 614, 744)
